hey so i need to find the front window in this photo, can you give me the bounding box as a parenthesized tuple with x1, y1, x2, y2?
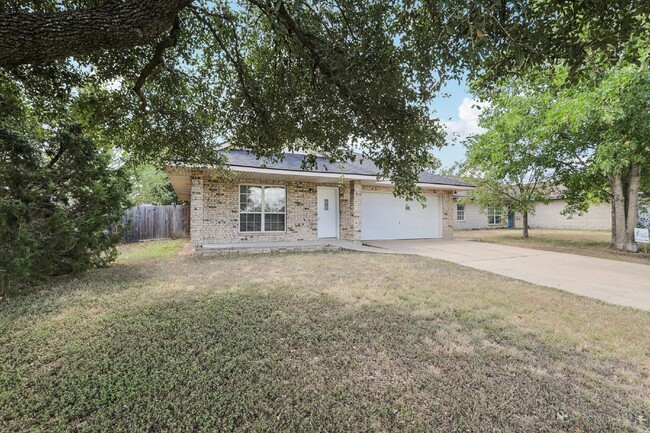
(487, 207, 502, 225)
(456, 204, 465, 221)
(240, 185, 286, 232)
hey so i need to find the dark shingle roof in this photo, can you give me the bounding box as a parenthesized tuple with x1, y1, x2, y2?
(223, 149, 472, 188)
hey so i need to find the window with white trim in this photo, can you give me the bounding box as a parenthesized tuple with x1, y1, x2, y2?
(487, 207, 503, 225)
(239, 185, 286, 232)
(456, 204, 465, 221)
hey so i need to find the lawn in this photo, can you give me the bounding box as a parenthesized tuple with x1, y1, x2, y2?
(456, 229, 650, 265)
(1, 240, 649, 432)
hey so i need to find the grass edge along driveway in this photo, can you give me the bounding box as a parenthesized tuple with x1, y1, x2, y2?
(455, 229, 650, 266)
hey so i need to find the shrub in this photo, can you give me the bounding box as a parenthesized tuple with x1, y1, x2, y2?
(0, 123, 130, 294)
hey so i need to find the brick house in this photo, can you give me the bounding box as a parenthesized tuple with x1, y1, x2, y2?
(165, 149, 474, 250)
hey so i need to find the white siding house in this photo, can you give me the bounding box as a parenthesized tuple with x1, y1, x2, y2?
(454, 202, 508, 230)
(453, 194, 612, 231)
(526, 201, 611, 230)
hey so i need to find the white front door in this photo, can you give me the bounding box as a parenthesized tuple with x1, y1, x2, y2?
(317, 187, 338, 238)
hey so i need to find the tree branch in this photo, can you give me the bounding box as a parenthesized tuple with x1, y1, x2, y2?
(132, 15, 181, 114)
(0, 0, 191, 65)
(47, 142, 66, 169)
(332, 0, 359, 42)
(249, 0, 384, 133)
(189, 6, 260, 113)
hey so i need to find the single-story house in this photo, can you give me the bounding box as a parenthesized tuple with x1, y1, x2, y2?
(453, 191, 612, 231)
(165, 149, 474, 249)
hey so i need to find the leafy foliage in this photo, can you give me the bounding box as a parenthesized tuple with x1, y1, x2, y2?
(464, 80, 554, 236)
(467, 61, 650, 248)
(544, 62, 650, 250)
(542, 64, 650, 204)
(1, 1, 648, 198)
(128, 165, 178, 205)
(0, 83, 130, 292)
(454, 0, 650, 91)
(1, 0, 475, 199)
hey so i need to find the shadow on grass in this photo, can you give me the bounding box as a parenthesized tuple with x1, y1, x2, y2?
(2, 279, 647, 432)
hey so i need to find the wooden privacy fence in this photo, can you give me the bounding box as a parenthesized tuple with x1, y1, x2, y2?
(122, 204, 190, 242)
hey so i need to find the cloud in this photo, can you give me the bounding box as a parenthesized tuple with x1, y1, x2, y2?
(442, 97, 488, 143)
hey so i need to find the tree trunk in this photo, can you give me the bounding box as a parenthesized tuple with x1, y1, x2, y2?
(625, 163, 641, 252)
(610, 200, 617, 247)
(522, 211, 529, 239)
(0, 0, 190, 65)
(610, 174, 627, 250)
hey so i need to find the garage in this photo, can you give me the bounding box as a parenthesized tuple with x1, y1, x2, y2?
(361, 192, 441, 240)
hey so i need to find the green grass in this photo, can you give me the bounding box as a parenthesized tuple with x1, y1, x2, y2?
(115, 238, 186, 262)
(1, 242, 649, 432)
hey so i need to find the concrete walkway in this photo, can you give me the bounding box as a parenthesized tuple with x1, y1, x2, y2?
(364, 239, 650, 311)
(198, 239, 390, 254)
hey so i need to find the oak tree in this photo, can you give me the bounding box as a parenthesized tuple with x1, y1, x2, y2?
(2, 1, 648, 197)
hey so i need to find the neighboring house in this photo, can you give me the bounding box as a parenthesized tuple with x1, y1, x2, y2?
(165, 149, 474, 249)
(454, 201, 509, 230)
(453, 192, 612, 231)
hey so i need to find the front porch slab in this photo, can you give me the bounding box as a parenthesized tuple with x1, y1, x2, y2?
(195, 239, 390, 255)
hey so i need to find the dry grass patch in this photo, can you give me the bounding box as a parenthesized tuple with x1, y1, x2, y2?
(456, 229, 650, 265)
(1, 241, 649, 432)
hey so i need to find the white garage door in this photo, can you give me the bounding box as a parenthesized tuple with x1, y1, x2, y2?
(361, 192, 441, 240)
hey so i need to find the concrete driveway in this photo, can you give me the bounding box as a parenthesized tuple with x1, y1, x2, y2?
(364, 239, 650, 311)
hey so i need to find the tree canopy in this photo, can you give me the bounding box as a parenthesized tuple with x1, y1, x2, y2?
(2, 0, 649, 198)
(543, 63, 650, 251)
(2, 0, 467, 198)
(466, 61, 650, 250)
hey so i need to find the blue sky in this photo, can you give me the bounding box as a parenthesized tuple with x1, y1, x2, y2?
(429, 79, 484, 169)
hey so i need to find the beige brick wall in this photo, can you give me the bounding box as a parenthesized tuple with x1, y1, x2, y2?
(205, 178, 326, 244)
(338, 182, 361, 242)
(440, 190, 454, 239)
(190, 173, 454, 247)
(350, 181, 362, 241)
(453, 202, 507, 230)
(190, 174, 359, 247)
(196, 244, 340, 255)
(338, 183, 353, 241)
(190, 173, 204, 248)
